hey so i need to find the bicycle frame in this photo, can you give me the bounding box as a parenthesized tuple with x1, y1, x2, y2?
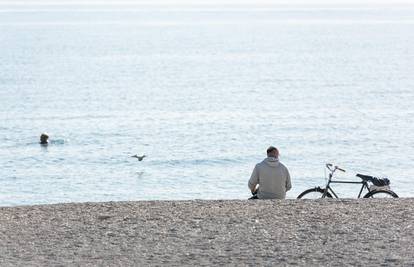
(321, 164, 371, 198)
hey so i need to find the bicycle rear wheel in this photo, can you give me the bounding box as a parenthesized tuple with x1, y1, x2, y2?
(297, 187, 333, 199)
(363, 190, 399, 198)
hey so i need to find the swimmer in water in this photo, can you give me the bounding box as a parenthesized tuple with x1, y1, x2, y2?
(40, 133, 49, 145)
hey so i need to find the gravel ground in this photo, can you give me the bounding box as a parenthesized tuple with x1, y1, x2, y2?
(0, 199, 413, 266)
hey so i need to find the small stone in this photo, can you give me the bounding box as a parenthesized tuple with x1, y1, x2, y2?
(98, 215, 112, 220)
(106, 231, 115, 237)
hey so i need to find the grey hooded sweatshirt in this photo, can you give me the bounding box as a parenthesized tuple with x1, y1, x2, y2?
(248, 157, 291, 199)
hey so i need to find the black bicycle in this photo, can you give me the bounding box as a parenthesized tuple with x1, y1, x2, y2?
(297, 163, 399, 199)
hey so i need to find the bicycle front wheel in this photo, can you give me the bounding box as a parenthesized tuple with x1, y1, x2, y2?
(297, 187, 333, 199)
(363, 190, 399, 198)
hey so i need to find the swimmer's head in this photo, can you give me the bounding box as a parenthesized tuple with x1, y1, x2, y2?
(40, 133, 49, 144)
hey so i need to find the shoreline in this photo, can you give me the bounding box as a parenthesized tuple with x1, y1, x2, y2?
(1, 199, 413, 266)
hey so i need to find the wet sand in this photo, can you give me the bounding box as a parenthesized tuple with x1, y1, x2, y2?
(0, 199, 413, 266)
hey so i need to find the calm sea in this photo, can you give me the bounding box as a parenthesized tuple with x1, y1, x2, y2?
(1, 2, 414, 206)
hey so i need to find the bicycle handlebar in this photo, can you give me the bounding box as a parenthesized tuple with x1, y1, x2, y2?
(326, 163, 346, 172)
(336, 167, 346, 172)
(326, 163, 333, 170)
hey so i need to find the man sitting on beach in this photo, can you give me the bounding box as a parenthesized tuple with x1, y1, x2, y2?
(248, 146, 291, 199)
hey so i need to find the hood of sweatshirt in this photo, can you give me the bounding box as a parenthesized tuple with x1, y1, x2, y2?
(263, 157, 280, 167)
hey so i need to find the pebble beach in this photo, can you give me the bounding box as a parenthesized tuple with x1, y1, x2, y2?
(1, 199, 413, 266)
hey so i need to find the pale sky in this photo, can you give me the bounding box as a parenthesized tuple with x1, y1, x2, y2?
(1, 0, 414, 5)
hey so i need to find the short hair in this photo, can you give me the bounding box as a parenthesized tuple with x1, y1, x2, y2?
(267, 146, 278, 154)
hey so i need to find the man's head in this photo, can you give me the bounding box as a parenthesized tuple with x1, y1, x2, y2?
(40, 133, 49, 144)
(266, 146, 279, 158)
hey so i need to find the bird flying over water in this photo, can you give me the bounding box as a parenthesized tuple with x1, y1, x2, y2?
(131, 154, 146, 161)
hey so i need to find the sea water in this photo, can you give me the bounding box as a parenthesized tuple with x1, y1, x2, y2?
(1, 1, 414, 206)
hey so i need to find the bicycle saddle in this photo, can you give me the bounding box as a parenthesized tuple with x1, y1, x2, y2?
(356, 174, 390, 186)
